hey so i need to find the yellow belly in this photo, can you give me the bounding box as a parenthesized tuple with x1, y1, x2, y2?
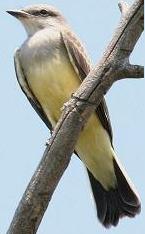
(27, 57, 116, 190)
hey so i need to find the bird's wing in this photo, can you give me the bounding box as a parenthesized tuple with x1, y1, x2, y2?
(61, 31, 141, 227)
(14, 49, 53, 131)
(61, 30, 113, 142)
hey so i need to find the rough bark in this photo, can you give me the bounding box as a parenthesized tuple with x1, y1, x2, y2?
(7, 0, 144, 233)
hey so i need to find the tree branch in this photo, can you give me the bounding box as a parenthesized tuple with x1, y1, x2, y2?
(120, 64, 144, 79)
(7, 0, 144, 233)
(118, 1, 130, 15)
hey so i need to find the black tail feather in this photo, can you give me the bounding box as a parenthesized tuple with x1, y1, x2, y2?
(87, 158, 141, 228)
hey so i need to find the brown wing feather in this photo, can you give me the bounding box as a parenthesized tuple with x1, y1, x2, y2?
(61, 30, 113, 141)
(14, 50, 53, 131)
(61, 31, 141, 228)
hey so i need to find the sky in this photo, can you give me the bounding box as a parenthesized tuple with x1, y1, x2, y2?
(1, 0, 144, 233)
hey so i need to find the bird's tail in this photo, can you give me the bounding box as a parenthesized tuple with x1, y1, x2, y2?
(87, 155, 141, 228)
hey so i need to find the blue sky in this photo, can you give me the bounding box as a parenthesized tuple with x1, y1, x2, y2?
(1, 0, 144, 233)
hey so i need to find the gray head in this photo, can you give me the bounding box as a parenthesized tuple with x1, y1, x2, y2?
(7, 4, 66, 36)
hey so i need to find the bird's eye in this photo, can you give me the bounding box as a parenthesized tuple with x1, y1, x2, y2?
(40, 9, 49, 16)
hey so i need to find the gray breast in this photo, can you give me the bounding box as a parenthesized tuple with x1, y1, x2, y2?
(19, 28, 63, 72)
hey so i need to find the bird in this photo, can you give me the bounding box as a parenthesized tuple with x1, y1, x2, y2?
(7, 4, 141, 228)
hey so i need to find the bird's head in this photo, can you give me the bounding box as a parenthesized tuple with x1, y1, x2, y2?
(7, 4, 66, 36)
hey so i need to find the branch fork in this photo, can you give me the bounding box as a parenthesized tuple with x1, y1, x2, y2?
(7, 1, 144, 233)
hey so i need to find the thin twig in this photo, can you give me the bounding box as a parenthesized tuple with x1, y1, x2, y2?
(118, 1, 130, 15)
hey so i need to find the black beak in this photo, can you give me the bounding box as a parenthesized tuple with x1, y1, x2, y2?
(6, 10, 29, 18)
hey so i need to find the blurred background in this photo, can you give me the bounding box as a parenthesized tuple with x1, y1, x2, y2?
(1, 0, 144, 233)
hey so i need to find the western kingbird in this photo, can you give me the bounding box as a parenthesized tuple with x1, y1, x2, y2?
(7, 4, 141, 227)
